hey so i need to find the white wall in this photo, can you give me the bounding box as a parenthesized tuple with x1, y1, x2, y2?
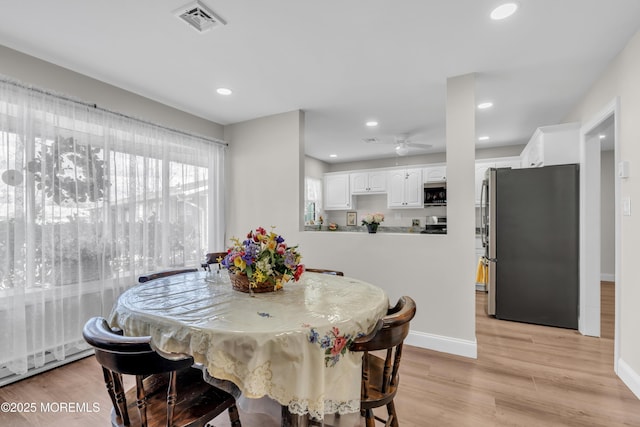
(320, 193, 447, 229)
(305, 156, 329, 181)
(601, 150, 615, 280)
(564, 29, 640, 397)
(223, 110, 305, 240)
(0, 45, 224, 140)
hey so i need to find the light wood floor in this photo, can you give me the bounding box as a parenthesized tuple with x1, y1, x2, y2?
(2, 282, 639, 426)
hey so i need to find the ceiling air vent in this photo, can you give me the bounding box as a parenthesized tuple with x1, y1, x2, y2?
(363, 137, 380, 144)
(174, 1, 226, 33)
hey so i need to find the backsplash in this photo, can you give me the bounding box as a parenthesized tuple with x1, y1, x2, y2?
(322, 194, 447, 228)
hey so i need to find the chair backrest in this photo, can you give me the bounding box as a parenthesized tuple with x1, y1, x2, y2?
(351, 296, 416, 352)
(84, 317, 241, 427)
(138, 268, 198, 283)
(83, 317, 193, 375)
(203, 251, 228, 265)
(349, 296, 416, 413)
(201, 251, 228, 271)
(305, 268, 344, 276)
(83, 317, 196, 427)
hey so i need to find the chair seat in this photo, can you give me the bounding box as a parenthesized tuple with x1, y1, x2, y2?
(360, 354, 398, 410)
(117, 367, 236, 427)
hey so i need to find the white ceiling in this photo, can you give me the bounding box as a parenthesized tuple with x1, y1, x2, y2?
(1, 1, 639, 163)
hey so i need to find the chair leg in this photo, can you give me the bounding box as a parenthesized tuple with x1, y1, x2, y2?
(227, 403, 242, 426)
(135, 374, 149, 427)
(365, 409, 376, 427)
(112, 371, 130, 427)
(101, 368, 123, 425)
(386, 400, 398, 427)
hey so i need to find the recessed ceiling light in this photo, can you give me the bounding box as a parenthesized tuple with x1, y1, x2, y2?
(366, 121, 378, 127)
(329, 154, 337, 158)
(216, 87, 232, 95)
(599, 134, 606, 139)
(478, 136, 490, 141)
(478, 102, 494, 109)
(490, 3, 518, 20)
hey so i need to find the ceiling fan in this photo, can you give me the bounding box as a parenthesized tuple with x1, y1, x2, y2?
(363, 134, 432, 156)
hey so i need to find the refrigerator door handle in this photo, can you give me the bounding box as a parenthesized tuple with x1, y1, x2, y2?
(480, 180, 488, 247)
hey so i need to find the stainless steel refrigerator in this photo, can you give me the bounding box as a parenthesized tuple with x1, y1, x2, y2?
(481, 164, 579, 329)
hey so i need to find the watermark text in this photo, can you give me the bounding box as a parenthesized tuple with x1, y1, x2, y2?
(0, 401, 101, 413)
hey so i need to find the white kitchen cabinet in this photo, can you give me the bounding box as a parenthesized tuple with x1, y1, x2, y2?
(387, 168, 423, 208)
(350, 170, 387, 194)
(521, 136, 543, 167)
(423, 165, 447, 183)
(474, 157, 520, 205)
(494, 159, 521, 169)
(520, 122, 580, 168)
(324, 173, 353, 210)
(474, 162, 492, 206)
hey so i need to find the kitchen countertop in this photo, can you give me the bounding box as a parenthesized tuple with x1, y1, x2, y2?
(304, 225, 445, 234)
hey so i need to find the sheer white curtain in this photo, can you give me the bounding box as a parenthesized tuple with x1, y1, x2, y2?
(0, 77, 225, 382)
(304, 177, 322, 224)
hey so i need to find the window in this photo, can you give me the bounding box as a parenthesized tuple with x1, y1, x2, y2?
(0, 77, 225, 383)
(304, 177, 322, 225)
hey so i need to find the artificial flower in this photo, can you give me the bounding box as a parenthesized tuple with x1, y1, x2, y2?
(221, 226, 304, 289)
(361, 212, 385, 225)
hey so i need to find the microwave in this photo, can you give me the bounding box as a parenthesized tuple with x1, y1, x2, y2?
(424, 183, 447, 206)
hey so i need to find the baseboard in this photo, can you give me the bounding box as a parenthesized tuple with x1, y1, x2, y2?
(601, 273, 615, 282)
(405, 330, 477, 359)
(618, 358, 640, 400)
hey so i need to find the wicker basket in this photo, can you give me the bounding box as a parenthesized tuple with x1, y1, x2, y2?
(229, 271, 280, 293)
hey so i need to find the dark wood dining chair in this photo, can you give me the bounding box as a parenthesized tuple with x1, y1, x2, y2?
(82, 317, 241, 427)
(201, 251, 228, 271)
(305, 268, 344, 276)
(349, 296, 416, 427)
(138, 268, 198, 283)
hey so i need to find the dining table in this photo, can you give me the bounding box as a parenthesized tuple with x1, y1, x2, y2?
(108, 269, 389, 426)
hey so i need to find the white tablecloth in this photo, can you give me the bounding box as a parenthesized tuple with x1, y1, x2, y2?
(108, 270, 388, 420)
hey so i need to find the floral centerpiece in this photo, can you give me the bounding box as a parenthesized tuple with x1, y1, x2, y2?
(361, 213, 384, 233)
(221, 226, 305, 293)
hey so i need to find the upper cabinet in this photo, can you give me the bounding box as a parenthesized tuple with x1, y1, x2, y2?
(423, 165, 446, 183)
(324, 173, 353, 210)
(474, 162, 492, 206)
(521, 122, 580, 168)
(387, 168, 423, 208)
(350, 170, 387, 194)
(474, 157, 520, 205)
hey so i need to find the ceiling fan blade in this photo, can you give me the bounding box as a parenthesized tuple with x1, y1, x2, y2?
(362, 137, 389, 144)
(406, 141, 432, 149)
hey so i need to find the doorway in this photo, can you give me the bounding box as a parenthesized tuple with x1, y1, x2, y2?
(580, 98, 620, 370)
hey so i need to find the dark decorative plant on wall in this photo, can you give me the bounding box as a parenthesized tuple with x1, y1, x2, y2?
(26, 135, 109, 204)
